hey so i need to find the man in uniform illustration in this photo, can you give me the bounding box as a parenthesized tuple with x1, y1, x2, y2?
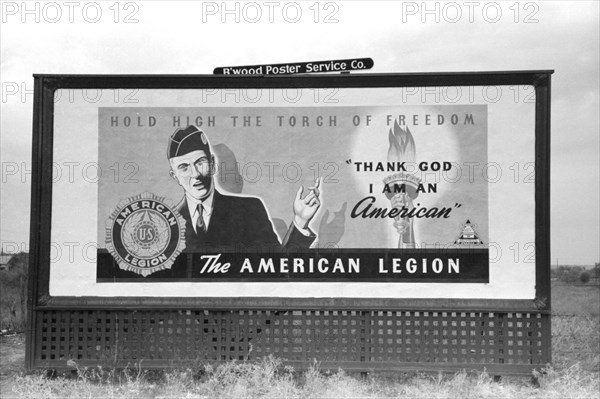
(167, 125, 321, 251)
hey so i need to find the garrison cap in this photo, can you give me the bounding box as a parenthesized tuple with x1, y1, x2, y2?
(167, 125, 211, 159)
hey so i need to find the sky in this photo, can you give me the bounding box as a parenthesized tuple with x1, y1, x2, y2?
(1, 0, 599, 265)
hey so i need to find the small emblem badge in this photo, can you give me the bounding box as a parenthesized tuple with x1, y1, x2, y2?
(105, 192, 186, 276)
(454, 219, 484, 246)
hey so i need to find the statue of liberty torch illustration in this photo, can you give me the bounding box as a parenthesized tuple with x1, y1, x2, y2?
(383, 121, 422, 248)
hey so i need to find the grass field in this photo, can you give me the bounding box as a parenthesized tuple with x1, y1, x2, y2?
(0, 281, 598, 398)
(551, 282, 600, 316)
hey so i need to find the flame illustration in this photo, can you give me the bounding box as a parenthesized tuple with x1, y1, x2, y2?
(387, 121, 416, 163)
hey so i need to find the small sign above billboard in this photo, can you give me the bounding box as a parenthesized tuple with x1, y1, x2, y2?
(213, 58, 374, 75)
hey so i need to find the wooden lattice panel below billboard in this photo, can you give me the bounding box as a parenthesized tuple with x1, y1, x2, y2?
(34, 309, 549, 374)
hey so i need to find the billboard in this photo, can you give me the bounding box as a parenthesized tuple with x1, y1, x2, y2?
(27, 72, 552, 373)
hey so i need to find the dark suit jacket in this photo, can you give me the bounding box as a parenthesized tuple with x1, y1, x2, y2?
(177, 190, 315, 252)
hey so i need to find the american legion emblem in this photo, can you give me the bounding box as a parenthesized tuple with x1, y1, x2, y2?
(105, 192, 186, 276)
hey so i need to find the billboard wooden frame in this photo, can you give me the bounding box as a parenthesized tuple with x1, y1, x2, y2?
(26, 71, 553, 374)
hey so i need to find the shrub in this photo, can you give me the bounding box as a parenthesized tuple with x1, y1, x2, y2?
(580, 271, 591, 284)
(0, 252, 29, 331)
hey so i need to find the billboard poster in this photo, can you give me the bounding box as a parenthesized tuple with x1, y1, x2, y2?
(96, 106, 489, 283)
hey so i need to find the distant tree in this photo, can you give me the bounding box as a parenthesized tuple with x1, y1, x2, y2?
(580, 271, 591, 284)
(553, 265, 571, 280)
(561, 268, 581, 284)
(594, 262, 600, 278)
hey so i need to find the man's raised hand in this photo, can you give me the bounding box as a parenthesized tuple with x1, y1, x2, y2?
(293, 177, 322, 229)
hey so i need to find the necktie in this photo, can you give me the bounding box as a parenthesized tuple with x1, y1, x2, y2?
(196, 204, 206, 233)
